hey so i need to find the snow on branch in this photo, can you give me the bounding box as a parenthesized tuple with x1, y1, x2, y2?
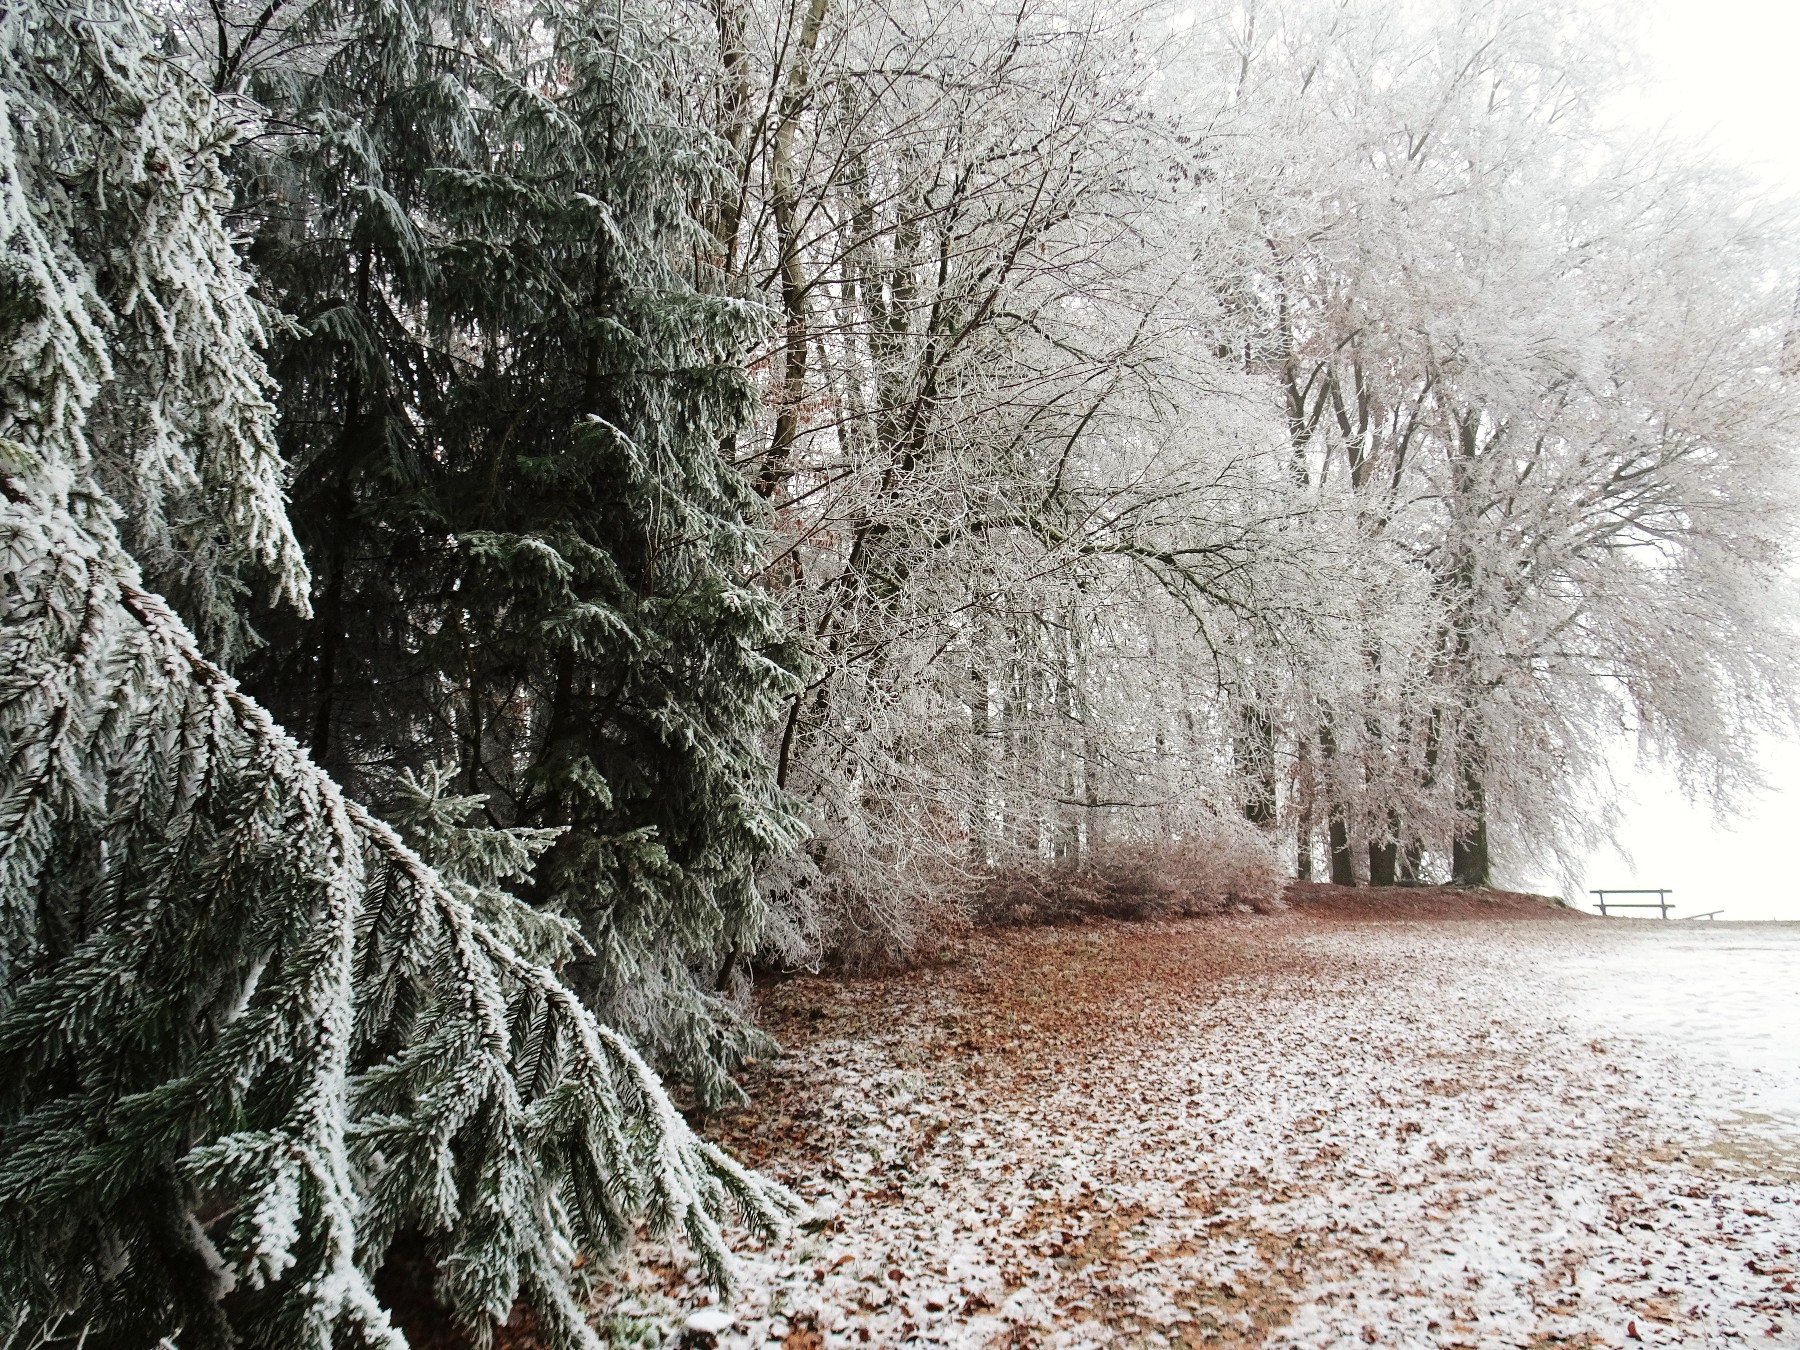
(0, 464, 789, 1349)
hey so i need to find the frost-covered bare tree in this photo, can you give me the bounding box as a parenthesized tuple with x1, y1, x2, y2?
(695, 0, 1321, 962)
(1178, 0, 1800, 887)
(681, 0, 1800, 960)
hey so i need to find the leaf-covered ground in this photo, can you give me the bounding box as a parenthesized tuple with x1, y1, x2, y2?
(592, 894, 1800, 1348)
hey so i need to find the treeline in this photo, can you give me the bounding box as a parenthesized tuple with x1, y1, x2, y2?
(716, 0, 1798, 941)
(2, 0, 1794, 1343)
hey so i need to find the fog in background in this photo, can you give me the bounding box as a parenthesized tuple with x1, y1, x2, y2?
(1565, 0, 1800, 921)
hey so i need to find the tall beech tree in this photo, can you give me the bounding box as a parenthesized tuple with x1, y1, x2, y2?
(1181, 0, 1800, 887)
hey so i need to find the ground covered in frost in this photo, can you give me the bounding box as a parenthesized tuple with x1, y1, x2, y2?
(589, 892, 1800, 1349)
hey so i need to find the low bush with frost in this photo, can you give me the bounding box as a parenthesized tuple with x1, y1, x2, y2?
(973, 814, 1285, 926)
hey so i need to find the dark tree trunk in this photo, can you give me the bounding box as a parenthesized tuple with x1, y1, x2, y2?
(293, 243, 374, 775)
(1367, 838, 1397, 887)
(1368, 807, 1402, 885)
(1235, 705, 1278, 828)
(304, 453, 357, 764)
(1446, 413, 1492, 889)
(1316, 723, 1355, 886)
(969, 663, 992, 864)
(1452, 748, 1490, 886)
(1328, 808, 1355, 886)
(1451, 832, 1489, 886)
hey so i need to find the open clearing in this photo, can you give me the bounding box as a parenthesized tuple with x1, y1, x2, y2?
(594, 897, 1800, 1348)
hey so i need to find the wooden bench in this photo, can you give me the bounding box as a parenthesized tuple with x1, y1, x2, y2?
(1590, 888, 1674, 918)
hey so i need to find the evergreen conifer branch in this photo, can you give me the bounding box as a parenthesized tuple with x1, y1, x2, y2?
(0, 466, 790, 1348)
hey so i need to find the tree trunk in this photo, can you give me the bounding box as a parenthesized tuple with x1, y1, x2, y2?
(1294, 735, 1315, 880)
(1328, 807, 1356, 886)
(1315, 722, 1355, 886)
(301, 244, 375, 770)
(969, 663, 993, 864)
(1368, 808, 1401, 886)
(757, 0, 831, 498)
(1235, 704, 1278, 828)
(1446, 414, 1491, 888)
(1072, 623, 1102, 864)
(1451, 747, 1490, 886)
(1367, 837, 1398, 887)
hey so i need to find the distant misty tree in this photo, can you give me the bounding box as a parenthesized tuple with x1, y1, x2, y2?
(1179, 0, 1800, 886)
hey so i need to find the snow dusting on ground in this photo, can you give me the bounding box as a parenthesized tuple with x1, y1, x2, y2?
(592, 907, 1800, 1348)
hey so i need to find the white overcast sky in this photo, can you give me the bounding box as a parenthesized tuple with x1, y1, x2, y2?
(1547, 0, 1800, 920)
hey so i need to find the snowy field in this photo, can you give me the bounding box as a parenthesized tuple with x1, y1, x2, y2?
(594, 912, 1800, 1348)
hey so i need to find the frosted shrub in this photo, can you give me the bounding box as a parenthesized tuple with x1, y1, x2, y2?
(975, 815, 1286, 926)
(761, 794, 975, 973)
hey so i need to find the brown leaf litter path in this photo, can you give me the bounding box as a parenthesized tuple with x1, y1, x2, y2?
(592, 892, 1800, 1349)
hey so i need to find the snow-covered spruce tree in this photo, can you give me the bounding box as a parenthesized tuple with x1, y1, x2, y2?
(0, 0, 308, 659)
(209, 0, 805, 1105)
(442, 0, 807, 1102)
(0, 474, 783, 1348)
(0, 4, 785, 1346)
